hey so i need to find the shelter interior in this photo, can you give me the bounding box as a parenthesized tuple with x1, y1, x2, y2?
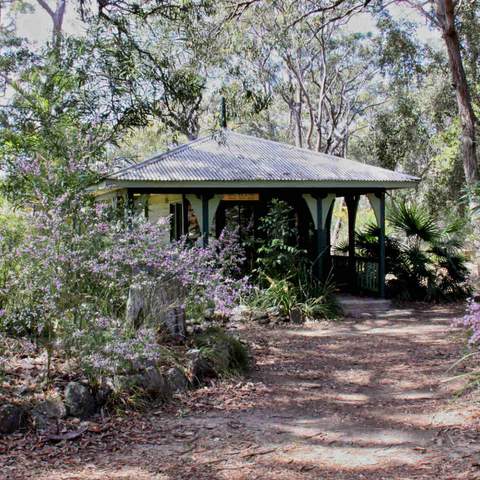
(117, 187, 387, 297)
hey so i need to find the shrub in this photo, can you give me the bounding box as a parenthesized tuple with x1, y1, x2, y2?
(338, 200, 471, 301)
(0, 201, 26, 310)
(255, 199, 308, 284)
(0, 195, 251, 380)
(457, 297, 480, 345)
(252, 199, 339, 320)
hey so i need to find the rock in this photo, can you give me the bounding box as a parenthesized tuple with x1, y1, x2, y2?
(126, 279, 187, 340)
(229, 305, 251, 323)
(64, 382, 96, 419)
(289, 307, 303, 324)
(187, 348, 216, 383)
(251, 309, 269, 322)
(204, 307, 215, 320)
(166, 367, 189, 392)
(36, 398, 66, 418)
(94, 383, 113, 407)
(140, 367, 170, 398)
(273, 315, 289, 324)
(114, 367, 170, 399)
(32, 398, 66, 431)
(0, 404, 26, 434)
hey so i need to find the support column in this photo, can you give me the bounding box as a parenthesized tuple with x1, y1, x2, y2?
(303, 193, 335, 281)
(345, 195, 360, 291)
(126, 189, 134, 227)
(367, 192, 386, 298)
(185, 193, 221, 245)
(316, 196, 327, 280)
(201, 194, 209, 246)
(325, 200, 335, 275)
(379, 192, 386, 298)
(182, 194, 189, 237)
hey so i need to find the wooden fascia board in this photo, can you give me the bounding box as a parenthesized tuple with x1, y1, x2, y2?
(101, 179, 419, 191)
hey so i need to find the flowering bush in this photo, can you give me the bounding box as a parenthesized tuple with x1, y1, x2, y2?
(457, 297, 480, 345)
(0, 194, 250, 379)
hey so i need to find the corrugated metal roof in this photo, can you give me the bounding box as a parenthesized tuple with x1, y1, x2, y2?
(107, 130, 419, 185)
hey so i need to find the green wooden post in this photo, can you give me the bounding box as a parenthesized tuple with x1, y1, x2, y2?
(324, 200, 335, 276)
(315, 195, 326, 281)
(182, 194, 189, 237)
(378, 192, 386, 298)
(346, 195, 360, 291)
(202, 194, 209, 246)
(126, 189, 134, 228)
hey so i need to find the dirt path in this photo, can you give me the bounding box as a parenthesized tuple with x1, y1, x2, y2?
(3, 303, 480, 480)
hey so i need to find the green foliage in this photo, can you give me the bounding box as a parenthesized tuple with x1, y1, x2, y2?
(251, 277, 299, 317)
(251, 274, 340, 320)
(255, 199, 307, 283)
(252, 199, 339, 320)
(0, 200, 25, 308)
(389, 201, 440, 243)
(342, 201, 471, 302)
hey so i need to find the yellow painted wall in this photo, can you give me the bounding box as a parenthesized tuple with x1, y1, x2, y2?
(148, 194, 182, 225)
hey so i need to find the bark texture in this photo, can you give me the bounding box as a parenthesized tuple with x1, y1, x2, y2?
(435, 0, 478, 187)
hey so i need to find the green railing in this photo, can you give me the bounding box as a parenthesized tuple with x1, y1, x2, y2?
(331, 255, 379, 294)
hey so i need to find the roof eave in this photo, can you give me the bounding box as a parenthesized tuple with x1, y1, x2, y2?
(99, 178, 419, 191)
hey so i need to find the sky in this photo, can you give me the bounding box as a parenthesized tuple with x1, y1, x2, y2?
(11, 1, 442, 47)
(12, 1, 85, 44)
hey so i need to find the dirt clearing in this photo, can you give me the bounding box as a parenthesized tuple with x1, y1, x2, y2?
(2, 302, 480, 480)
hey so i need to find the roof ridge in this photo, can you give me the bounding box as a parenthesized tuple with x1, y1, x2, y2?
(106, 134, 212, 179)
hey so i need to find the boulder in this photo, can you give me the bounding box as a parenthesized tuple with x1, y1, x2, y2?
(166, 367, 189, 392)
(94, 382, 113, 407)
(114, 367, 170, 399)
(126, 279, 186, 340)
(31, 398, 66, 431)
(64, 382, 96, 418)
(0, 404, 26, 434)
(140, 367, 170, 398)
(187, 348, 216, 383)
(251, 309, 269, 322)
(229, 305, 251, 323)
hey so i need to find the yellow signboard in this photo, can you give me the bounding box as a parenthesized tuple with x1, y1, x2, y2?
(222, 193, 260, 201)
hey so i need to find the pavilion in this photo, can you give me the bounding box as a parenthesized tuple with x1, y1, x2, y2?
(90, 129, 419, 297)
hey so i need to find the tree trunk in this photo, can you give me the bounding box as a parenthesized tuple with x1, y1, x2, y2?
(433, 0, 480, 272)
(437, 0, 478, 187)
(36, 0, 66, 47)
(293, 85, 303, 148)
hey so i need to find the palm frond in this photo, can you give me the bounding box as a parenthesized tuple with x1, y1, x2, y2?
(388, 201, 440, 243)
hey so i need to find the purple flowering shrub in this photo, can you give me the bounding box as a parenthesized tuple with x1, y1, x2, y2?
(0, 195, 250, 379)
(456, 297, 480, 346)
